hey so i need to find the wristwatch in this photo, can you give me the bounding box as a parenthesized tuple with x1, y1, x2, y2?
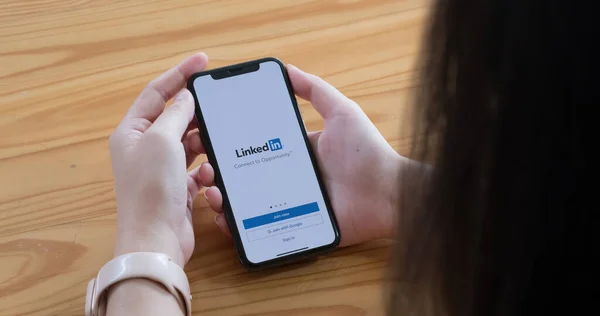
(85, 252, 192, 316)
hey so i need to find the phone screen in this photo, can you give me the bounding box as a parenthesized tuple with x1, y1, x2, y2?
(191, 60, 338, 265)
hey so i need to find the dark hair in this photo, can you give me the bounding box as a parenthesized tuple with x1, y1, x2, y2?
(389, 0, 594, 315)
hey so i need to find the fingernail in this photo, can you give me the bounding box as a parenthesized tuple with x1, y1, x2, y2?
(214, 215, 220, 226)
(186, 208, 193, 222)
(187, 190, 194, 210)
(175, 89, 190, 101)
(203, 188, 208, 200)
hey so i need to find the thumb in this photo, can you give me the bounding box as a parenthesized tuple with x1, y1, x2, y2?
(287, 64, 355, 119)
(147, 89, 195, 140)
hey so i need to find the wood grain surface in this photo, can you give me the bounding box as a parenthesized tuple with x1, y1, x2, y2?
(0, 0, 429, 315)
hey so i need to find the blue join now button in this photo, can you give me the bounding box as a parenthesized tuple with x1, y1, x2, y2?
(242, 202, 319, 229)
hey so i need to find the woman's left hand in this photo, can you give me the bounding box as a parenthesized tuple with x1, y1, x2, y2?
(109, 53, 208, 267)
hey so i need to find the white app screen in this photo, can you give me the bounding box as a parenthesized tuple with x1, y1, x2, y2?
(192, 61, 337, 264)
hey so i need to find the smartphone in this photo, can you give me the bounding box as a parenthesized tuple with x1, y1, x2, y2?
(187, 57, 340, 269)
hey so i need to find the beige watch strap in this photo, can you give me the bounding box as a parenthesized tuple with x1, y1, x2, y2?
(85, 252, 191, 316)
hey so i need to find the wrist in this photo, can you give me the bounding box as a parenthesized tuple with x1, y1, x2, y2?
(386, 155, 432, 240)
(380, 153, 404, 239)
(114, 224, 185, 268)
(106, 274, 185, 316)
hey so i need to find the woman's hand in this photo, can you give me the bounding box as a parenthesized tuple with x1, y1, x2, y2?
(201, 65, 405, 247)
(109, 53, 208, 267)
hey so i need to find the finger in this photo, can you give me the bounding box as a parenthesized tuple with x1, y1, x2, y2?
(181, 119, 199, 142)
(126, 52, 208, 121)
(307, 130, 321, 150)
(186, 165, 202, 220)
(287, 64, 355, 119)
(197, 162, 215, 187)
(183, 128, 205, 168)
(215, 214, 232, 238)
(204, 186, 223, 213)
(147, 88, 195, 140)
(187, 165, 202, 198)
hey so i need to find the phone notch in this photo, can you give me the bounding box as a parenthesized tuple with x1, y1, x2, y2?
(211, 63, 260, 80)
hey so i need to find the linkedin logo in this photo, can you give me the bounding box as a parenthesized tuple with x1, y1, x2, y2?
(268, 138, 282, 151)
(236, 138, 283, 158)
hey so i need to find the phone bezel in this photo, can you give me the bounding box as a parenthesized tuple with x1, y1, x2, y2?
(187, 57, 341, 270)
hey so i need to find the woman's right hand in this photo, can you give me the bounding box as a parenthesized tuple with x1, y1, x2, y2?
(200, 65, 405, 247)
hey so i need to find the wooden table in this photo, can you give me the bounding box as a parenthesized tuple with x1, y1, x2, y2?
(0, 1, 428, 315)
